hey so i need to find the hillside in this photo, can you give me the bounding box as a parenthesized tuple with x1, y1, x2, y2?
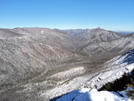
(0, 28, 76, 89)
(55, 49, 134, 101)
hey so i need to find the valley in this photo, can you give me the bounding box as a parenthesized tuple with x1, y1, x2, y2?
(0, 27, 134, 101)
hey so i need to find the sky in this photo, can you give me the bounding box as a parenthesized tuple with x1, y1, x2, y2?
(0, 0, 134, 31)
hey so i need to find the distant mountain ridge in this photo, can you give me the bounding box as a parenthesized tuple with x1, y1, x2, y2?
(114, 31, 134, 34)
(63, 28, 134, 60)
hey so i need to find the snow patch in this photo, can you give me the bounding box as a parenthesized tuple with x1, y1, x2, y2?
(56, 88, 132, 101)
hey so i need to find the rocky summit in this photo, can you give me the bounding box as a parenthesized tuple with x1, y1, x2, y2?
(0, 27, 134, 101)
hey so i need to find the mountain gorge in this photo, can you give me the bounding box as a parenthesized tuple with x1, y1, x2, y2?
(0, 27, 134, 101)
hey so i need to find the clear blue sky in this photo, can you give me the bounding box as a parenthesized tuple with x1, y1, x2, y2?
(0, 0, 134, 31)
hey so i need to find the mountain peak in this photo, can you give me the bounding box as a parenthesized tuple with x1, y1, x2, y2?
(95, 27, 101, 29)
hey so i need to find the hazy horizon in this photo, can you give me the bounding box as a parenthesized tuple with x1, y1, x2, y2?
(0, 0, 134, 31)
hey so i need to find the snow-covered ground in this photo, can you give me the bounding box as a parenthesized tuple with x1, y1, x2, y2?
(39, 49, 134, 100)
(56, 88, 132, 101)
(56, 49, 134, 101)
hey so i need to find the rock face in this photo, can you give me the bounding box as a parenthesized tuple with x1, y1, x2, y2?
(0, 27, 134, 101)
